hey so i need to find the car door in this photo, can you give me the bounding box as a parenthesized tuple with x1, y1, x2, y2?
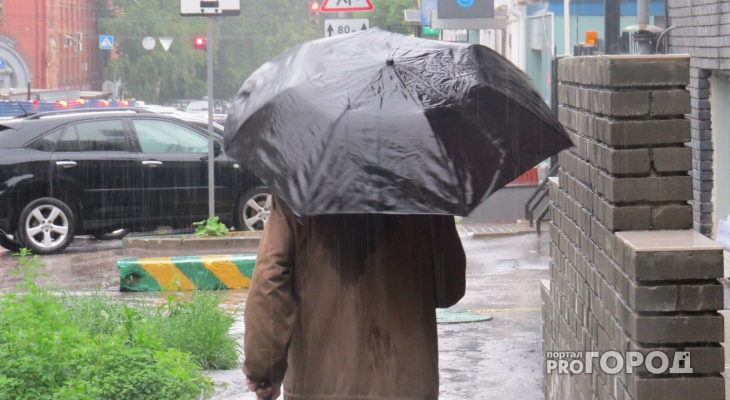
(49, 118, 145, 231)
(129, 117, 230, 227)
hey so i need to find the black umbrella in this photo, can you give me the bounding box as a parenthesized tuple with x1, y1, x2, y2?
(224, 28, 572, 217)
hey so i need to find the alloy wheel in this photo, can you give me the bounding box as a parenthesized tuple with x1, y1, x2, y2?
(242, 192, 272, 231)
(24, 204, 70, 249)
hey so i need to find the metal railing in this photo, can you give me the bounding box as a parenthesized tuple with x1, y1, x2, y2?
(524, 163, 559, 233)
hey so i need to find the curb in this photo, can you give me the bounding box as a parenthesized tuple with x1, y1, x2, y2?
(121, 232, 262, 257)
(118, 254, 256, 291)
(470, 229, 536, 239)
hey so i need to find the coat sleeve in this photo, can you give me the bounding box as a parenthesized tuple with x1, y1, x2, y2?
(243, 195, 297, 385)
(432, 215, 467, 308)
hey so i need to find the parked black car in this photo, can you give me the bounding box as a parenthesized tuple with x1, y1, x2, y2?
(0, 108, 271, 254)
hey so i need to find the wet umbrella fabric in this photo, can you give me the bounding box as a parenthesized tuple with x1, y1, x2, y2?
(224, 28, 573, 217)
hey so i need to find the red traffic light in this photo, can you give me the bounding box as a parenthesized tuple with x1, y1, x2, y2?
(193, 36, 207, 49)
(309, 1, 320, 12)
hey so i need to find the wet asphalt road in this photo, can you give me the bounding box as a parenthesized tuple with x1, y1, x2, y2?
(0, 232, 550, 400)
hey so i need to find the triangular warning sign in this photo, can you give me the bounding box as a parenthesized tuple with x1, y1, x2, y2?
(159, 37, 174, 51)
(320, 0, 374, 12)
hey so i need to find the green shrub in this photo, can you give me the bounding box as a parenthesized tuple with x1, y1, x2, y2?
(193, 216, 229, 237)
(153, 292, 241, 370)
(0, 250, 220, 400)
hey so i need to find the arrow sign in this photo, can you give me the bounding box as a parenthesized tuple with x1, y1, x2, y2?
(324, 18, 369, 38)
(320, 0, 373, 12)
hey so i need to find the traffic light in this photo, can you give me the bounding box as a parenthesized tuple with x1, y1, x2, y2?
(308, 1, 320, 25)
(193, 35, 207, 50)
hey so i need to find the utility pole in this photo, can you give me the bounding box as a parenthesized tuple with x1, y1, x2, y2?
(206, 16, 215, 218)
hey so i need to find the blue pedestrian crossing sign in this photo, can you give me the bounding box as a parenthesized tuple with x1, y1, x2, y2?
(99, 35, 114, 50)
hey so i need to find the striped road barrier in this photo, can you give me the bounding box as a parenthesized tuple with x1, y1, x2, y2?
(118, 254, 256, 291)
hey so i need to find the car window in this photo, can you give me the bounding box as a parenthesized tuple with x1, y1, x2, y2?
(55, 126, 81, 152)
(74, 120, 129, 152)
(26, 128, 63, 152)
(132, 119, 209, 153)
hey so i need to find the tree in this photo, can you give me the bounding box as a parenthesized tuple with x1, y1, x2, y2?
(100, 0, 209, 103)
(100, 0, 416, 103)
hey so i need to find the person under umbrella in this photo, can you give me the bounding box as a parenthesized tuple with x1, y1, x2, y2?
(227, 29, 573, 399)
(244, 195, 466, 400)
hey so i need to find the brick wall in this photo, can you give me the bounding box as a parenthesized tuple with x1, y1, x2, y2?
(666, 0, 730, 235)
(542, 55, 725, 400)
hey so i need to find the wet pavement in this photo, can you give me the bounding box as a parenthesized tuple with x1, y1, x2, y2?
(206, 233, 550, 400)
(0, 229, 549, 399)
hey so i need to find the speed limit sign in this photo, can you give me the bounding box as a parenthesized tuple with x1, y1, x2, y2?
(323, 19, 370, 38)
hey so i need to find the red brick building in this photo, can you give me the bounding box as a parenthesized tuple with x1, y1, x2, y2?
(0, 0, 105, 94)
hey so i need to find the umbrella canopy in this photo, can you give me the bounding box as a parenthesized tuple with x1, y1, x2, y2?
(224, 28, 573, 217)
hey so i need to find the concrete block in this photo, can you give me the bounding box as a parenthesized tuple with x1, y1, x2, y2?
(598, 118, 690, 147)
(678, 283, 724, 311)
(600, 174, 692, 203)
(558, 55, 690, 87)
(650, 90, 691, 116)
(652, 146, 692, 173)
(118, 254, 257, 291)
(617, 230, 724, 281)
(631, 375, 724, 400)
(651, 204, 693, 229)
(627, 343, 725, 375)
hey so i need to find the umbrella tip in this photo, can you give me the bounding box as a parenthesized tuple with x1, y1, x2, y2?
(386, 59, 395, 66)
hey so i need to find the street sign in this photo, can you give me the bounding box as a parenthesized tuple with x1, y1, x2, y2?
(99, 35, 114, 50)
(142, 37, 156, 51)
(180, 0, 240, 16)
(438, 0, 494, 19)
(159, 37, 174, 51)
(320, 0, 373, 13)
(324, 18, 369, 38)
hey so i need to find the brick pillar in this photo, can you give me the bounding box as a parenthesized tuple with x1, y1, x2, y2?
(542, 55, 725, 400)
(688, 67, 713, 235)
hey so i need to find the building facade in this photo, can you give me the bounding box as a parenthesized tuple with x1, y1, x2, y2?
(0, 0, 106, 97)
(666, 0, 730, 239)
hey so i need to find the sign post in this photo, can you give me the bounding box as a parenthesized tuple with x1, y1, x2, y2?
(324, 18, 369, 37)
(320, 0, 374, 12)
(181, 0, 240, 218)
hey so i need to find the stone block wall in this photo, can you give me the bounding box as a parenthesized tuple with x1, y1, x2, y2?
(666, 0, 730, 235)
(542, 55, 725, 400)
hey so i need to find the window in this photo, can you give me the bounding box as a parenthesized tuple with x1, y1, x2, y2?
(75, 120, 129, 152)
(27, 129, 63, 152)
(133, 119, 209, 153)
(56, 127, 80, 152)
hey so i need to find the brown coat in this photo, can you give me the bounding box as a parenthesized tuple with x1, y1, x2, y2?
(243, 195, 466, 400)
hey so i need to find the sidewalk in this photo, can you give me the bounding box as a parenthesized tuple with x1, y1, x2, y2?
(458, 220, 537, 238)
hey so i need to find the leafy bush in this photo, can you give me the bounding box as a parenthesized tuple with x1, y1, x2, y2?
(153, 292, 240, 370)
(0, 249, 240, 399)
(193, 216, 229, 237)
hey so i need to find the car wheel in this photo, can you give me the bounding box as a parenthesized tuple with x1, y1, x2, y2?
(92, 228, 129, 241)
(0, 234, 20, 253)
(235, 187, 272, 231)
(17, 198, 76, 255)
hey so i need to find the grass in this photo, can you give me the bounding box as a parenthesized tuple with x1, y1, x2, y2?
(0, 249, 242, 399)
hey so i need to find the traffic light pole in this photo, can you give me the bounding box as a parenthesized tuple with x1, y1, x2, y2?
(206, 16, 215, 218)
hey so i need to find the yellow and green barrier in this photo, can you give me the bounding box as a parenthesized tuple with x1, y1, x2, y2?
(118, 254, 256, 291)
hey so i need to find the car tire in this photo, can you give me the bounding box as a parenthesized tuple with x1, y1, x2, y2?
(17, 197, 76, 255)
(92, 228, 129, 241)
(235, 187, 272, 231)
(0, 235, 20, 253)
